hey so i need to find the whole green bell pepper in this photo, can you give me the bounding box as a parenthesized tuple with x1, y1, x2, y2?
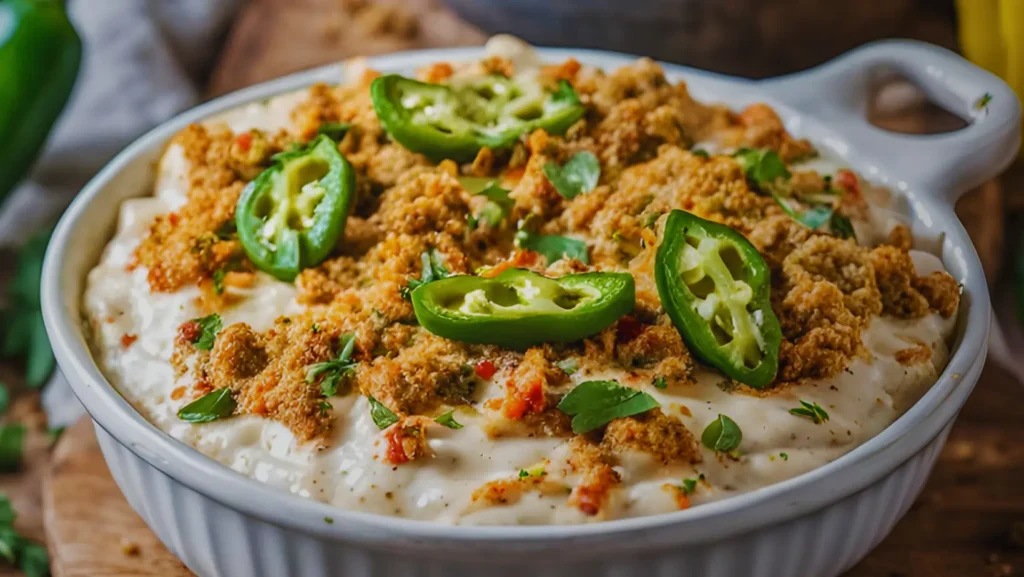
(235, 135, 356, 282)
(370, 74, 586, 162)
(655, 210, 782, 388)
(411, 268, 634, 349)
(0, 0, 82, 205)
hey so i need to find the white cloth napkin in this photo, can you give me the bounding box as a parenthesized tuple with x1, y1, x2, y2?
(0, 0, 240, 425)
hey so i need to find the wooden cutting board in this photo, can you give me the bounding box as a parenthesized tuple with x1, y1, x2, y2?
(39, 1, 1022, 576)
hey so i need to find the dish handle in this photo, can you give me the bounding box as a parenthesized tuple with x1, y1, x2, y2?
(758, 39, 1021, 203)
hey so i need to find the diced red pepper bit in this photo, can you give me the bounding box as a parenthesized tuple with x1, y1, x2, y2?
(235, 131, 253, 153)
(475, 360, 497, 380)
(502, 377, 544, 420)
(616, 315, 644, 342)
(835, 169, 860, 196)
(384, 425, 410, 465)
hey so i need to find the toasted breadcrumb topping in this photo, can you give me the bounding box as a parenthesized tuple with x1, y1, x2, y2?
(140, 57, 960, 516)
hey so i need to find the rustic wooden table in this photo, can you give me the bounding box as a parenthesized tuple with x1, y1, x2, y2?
(3, 0, 1022, 575)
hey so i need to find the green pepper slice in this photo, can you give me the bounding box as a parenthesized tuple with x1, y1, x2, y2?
(654, 210, 782, 388)
(0, 0, 81, 206)
(370, 74, 585, 162)
(411, 268, 634, 349)
(235, 135, 356, 282)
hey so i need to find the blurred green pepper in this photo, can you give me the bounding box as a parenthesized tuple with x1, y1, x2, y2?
(0, 0, 82, 205)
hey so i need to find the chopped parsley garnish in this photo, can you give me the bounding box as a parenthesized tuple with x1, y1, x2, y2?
(211, 268, 227, 295)
(177, 389, 236, 423)
(771, 193, 834, 231)
(682, 477, 698, 495)
(830, 213, 856, 239)
(0, 426, 24, 472)
(317, 121, 352, 141)
(780, 452, 789, 461)
(652, 376, 667, 389)
(318, 401, 333, 415)
(542, 151, 600, 199)
(515, 229, 589, 265)
(189, 314, 222, 351)
(324, 516, 335, 525)
(434, 410, 463, 429)
(556, 380, 660, 434)
(691, 149, 709, 158)
(467, 182, 514, 230)
(368, 395, 399, 429)
(701, 414, 742, 452)
(401, 249, 451, 299)
(789, 400, 830, 424)
(974, 92, 993, 112)
(517, 465, 546, 479)
(306, 333, 357, 398)
(556, 358, 579, 375)
(734, 148, 790, 189)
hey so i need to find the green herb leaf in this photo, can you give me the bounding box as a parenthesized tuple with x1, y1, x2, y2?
(789, 400, 830, 424)
(306, 333, 358, 397)
(0, 384, 8, 415)
(317, 121, 352, 141)
(830, 213, 856, 240)
(368, 395, 399, 429)
(402, 249, 451, 299)
(0, 426, 24, 472)
(652, 376, 667, 389)
(0, 497, 14, 526)
(557, 380, 660, 434)
(780, 452, 789, 461)
(318, 401, 333, 415)
(771, 193, 834, 231)
(212, 268, 226, 295)
(189, 314, 222, 351)
(691, 149, 709, 158)
(177, 389, 236, 423)
(0, 230, 55, 388)
(682, 477, 698, 495)
(734, 148, 790, 189)
(0, 526, 16, 564)
(701, 414, 742, 452)
(543, 151, 600, 199)
(18, 541, 48, 577)
(46, 427, 65, 445)
(464, 181, 513, 229)
(556, 358, 579, 375)
(434, 410, 463, 429)
(514, 229, 589, 264)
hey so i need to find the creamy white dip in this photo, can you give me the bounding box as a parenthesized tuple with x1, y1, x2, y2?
(83, 56, 956, 526)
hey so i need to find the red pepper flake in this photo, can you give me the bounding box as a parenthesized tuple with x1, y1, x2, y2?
(167, 212, 180, 226)
(235, 132, 253, 153)
(616, 316, 644, 342)
(475, 360, 497, 380)
(120, 333, 138, 349)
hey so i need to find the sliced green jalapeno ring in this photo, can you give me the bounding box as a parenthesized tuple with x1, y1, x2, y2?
(654, 210, 782, 388)
(235, 135, 356, 282)
(411, 268, 634, 349)
(370, 74, 586, 162)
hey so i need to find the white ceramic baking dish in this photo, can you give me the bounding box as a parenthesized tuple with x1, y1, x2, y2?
(42, 40, 1020, 577)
